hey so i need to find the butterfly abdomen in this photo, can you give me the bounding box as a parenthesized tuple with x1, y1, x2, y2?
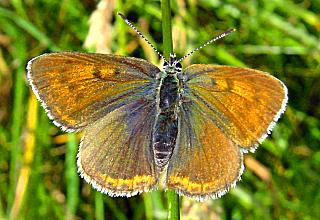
(153, 75, 180, 169)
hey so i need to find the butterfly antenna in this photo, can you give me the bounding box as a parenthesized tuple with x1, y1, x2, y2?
(118, 12, 167, 63)
(177, 28, 236, 63)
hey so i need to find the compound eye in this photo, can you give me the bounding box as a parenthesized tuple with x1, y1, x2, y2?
(176, 62, 182, 69)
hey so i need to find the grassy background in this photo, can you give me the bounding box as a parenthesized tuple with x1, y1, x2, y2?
(0, 0, 319, 219)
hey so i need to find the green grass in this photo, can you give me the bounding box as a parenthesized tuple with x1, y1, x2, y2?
(0, 0, 319, 219)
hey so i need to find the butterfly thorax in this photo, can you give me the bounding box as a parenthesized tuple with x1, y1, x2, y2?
(153, 54, 182, 170)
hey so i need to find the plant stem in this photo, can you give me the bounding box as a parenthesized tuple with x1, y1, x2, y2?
(161, 0, 173, 58)
(161, 0, 180, 219)
(65, 133, 79, 218)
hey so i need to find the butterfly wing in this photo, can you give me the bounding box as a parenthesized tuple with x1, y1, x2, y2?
(27, 52, 160, 196)
(183, 64, 287, 151)
(166, 100, 243, 201)
(27, 52, 159, 132)
(78, 96, 158, 196)
(166, 64, 287, 200)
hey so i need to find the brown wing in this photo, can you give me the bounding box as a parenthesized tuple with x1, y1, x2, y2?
(27, 52, 160, 196)
(166, 64, 287, 201)
(77, 96, 158, 196)
(27, 52, 160, 132)
(166, 100, 243, 201)
(183, 64, 287, 152)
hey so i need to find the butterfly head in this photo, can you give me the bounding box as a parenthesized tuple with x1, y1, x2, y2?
(163, 53, 182, 75)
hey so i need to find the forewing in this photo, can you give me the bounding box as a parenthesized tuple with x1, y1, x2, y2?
(77, 94, 158, 196)
(184, 64, 288, 151)
(167, 101, 243, 201)
(27, 52, 160, 131)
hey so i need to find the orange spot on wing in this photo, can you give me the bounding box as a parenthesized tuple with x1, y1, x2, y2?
(97, 173, 156, 191)
(168, 176, 227, 195)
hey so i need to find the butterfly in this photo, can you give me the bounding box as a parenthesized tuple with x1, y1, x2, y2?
(26, 13, 287, 201)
